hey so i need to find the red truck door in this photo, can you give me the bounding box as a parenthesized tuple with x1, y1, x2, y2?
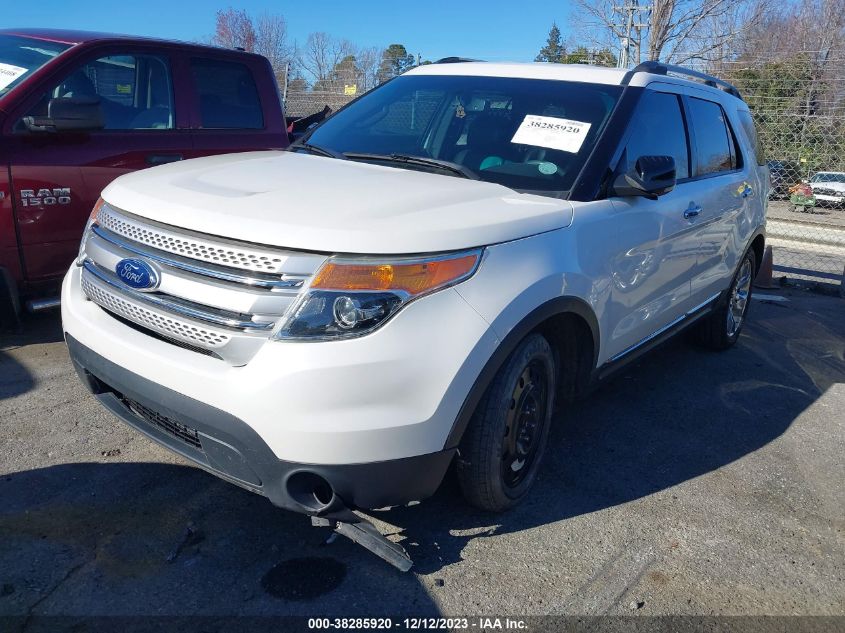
(5, 45, 191, 285)
(187, 54, 287, 157)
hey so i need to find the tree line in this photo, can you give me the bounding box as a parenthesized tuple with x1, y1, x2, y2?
(536, 0, 845, 170)
(209, 8, 422, 94)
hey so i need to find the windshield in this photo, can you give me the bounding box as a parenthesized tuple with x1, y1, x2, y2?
(0, 35, 71, 98)
(305, 74, 622, 196)
(810, 172, 845, 184)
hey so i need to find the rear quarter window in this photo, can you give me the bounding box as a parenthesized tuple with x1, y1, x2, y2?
(191, 58, 263, 129)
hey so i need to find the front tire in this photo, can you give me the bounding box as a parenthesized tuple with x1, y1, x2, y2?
(456, 333, 556, 512)
(696, 250, 755, 350)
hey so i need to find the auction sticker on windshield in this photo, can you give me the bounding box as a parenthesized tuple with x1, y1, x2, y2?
(0, 63, 27, 90)
(511, 115, 591, 154)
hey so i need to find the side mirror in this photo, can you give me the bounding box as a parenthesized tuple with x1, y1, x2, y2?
(23, 97, 105, 133)
(612, 155, 676, 200)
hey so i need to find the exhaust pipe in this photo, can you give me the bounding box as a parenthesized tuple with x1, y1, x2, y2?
(287, 471, 414, 571)
(286, 471, 337, 513)
(27, 297, 61, 312)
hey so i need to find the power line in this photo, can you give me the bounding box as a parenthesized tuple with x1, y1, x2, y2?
(612, 4, 651, 68)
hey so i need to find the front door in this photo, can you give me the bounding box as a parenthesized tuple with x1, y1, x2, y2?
(7, 47, 189, 284)
(604, 89, 699, 360)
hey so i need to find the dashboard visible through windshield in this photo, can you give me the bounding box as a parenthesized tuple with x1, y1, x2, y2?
(303, 74, 622, 196)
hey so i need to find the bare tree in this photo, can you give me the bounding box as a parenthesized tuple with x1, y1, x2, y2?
(212, 8, 256, 51)
(356, 46, 382, 91)
(300, 32, 355, 86)
(254, 12, 295, 81)
(573, 0, 770, 64)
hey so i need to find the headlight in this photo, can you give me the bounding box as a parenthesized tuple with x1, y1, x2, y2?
(274, 249, 482, 340)
(76, 197, 105, 264)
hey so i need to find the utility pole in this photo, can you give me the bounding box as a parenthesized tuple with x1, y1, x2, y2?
(612, 4, 651, 68)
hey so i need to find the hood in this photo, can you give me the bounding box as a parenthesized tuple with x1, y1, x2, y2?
(101, 151, 573, 254)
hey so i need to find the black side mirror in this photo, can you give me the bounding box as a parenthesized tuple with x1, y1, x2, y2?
(612, 155, 676, 200)
(23, 97, 105, 133)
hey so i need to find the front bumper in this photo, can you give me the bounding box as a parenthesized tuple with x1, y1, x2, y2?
(67, 334, 455, 514)
(813, 193, 845, 205)
(62, 264, 498, 465)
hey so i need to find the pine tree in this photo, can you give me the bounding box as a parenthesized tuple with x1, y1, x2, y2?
(535, 23, 565, 63)
(377, 44, 416, 84)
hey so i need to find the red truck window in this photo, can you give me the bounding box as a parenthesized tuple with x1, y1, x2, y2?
(190, 58, 263, 129)
(21, 54, 174, 130)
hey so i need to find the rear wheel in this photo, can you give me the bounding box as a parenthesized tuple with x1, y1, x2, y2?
(456, 333, 555, 512)
(696, 250, 755, 350)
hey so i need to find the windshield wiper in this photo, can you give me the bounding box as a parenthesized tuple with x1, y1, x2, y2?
(287, 142, 346, 160)
(343, 152, 480, 180)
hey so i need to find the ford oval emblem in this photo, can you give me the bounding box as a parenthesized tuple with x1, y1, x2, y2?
(115, 258, 160, 292)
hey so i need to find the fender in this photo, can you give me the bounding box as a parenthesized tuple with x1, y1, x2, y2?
(444, 295, 599, 450)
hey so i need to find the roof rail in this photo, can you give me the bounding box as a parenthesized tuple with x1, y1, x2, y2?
(627, 60, 743, 100)
(434, 56, 483, 64)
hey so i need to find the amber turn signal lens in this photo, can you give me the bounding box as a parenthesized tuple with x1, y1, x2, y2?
(90, 197, 105, 222)
(312, 253, 479, 296)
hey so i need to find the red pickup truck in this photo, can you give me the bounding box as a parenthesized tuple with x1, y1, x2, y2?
(0, 28, 289, 325)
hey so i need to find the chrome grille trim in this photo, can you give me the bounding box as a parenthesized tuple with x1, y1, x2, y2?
(98, 203, 313, 275)
(81, 273, 231, 349)
(82, 260, 274, 332)
(91, 224, 306, 290)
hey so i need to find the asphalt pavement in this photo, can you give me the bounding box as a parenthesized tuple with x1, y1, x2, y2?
(0, 287, 843, 627)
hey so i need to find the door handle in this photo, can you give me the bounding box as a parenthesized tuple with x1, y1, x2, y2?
(146, 153, 183, 166)
(684, 204, 702, 219)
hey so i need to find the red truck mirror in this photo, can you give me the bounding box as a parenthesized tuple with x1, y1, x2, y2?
(23, 96, 105, 133)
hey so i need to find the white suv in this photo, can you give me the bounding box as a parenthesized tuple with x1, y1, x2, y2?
(62, 60, 767, 569)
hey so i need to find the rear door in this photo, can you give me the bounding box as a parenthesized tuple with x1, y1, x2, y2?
(187, 54, 287, 157)
(681, 94, 751, 305)
(605, 88, 699, 358)
(7, 45, 190, 283)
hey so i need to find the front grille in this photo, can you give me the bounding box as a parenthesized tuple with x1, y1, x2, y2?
(98, 204, 288, 273)
(81, 273, 231, 348)
(123, 396, 202, 448)
(109, 312, 223, 359)
(79, 203, 326, 364)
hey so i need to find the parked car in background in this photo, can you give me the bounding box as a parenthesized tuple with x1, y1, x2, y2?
(766, 159, 800, 199)
(0, 28, 288, 326)
(63, 59, 767, 569)
(808, 171, 845, 207)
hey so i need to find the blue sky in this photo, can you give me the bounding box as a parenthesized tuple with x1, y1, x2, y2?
(3, 0, 578, 62)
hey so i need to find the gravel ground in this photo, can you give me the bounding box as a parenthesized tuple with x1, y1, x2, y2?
(0, 287, 843, 627)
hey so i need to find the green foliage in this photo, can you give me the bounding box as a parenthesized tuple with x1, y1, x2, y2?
(378, 44, 416, 83)
(563, 46, 618, 67)
(536, 23, 565, 63)
(729, 54, 845, 172)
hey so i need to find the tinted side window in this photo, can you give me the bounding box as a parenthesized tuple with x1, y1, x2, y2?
(625, 91, 690, 179)
(688, 97, 735, 175)
(191, 59, 263, 129)
(23, 54, 174, 130)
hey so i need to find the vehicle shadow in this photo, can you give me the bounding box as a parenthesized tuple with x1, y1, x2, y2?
(0, 351, 34, 402)
(0, 312, 64, 401)
(389, 300, 845, 573)
(0, 298, 842, 618)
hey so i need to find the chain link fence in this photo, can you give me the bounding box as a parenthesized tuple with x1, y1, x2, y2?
(283, 53, 845, 292)
(718, 51, 845, 292)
